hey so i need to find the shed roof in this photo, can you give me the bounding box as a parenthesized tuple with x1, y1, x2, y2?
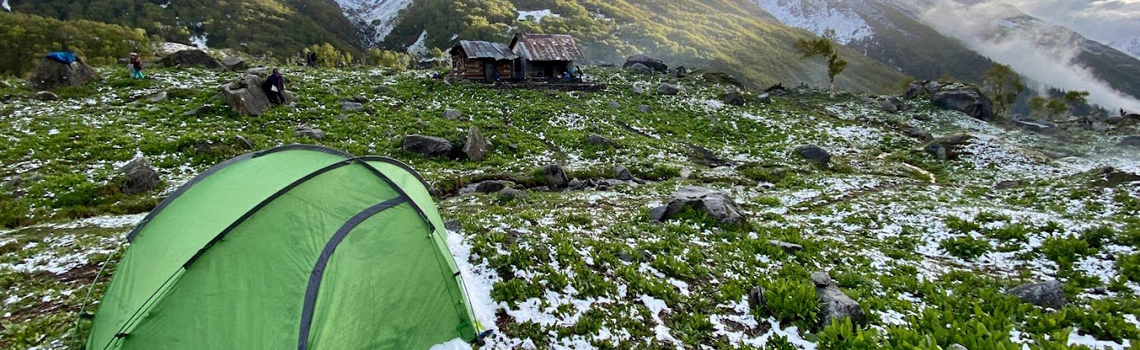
(510, 34, 585, 62)
(451, 40, 518, 61)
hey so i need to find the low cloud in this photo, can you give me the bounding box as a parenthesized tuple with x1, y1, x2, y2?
(920, 0, 1140, 111)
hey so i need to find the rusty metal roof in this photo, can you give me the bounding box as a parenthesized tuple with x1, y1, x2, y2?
(511, 34, 585, 62)
(452, 40, 517, 61)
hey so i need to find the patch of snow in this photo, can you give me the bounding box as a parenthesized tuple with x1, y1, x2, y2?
(517, 9, 561, 23)
(189, 32, 208, 49)
(333, 0, 414, 45)
(429, 338, 472, 350)
(2, 0, 10, 12)
(1068, 328, 1130, 350)
(446, 228, 500, 333)
(407, 30, 429, 56)
(752, 0, 874, 44)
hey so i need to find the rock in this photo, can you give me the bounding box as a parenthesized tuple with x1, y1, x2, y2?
(994, 180, 1023, 190)
(119, 157, 160, 195)
(247, 67, 269, 77)
(498, 188, 527, 201)
(182, 105, 211, 117)
(1005, 280, 1066, 309)
(881, 99, 900, 113)
(1118, 136, 1140, 147)
(723, 92, 746, 106)
(900, 126, 933, 142)
(618, 251, 636, 263)
(1013, 118, 1057, 133)
(811, 271, 867, 326)
(28, 60, 99, 91)
(923, 134, 974, 161)
(148, 91, 168, 103)
(443, 108, 462, 120)
(542, 164, 570, 189)
(632, 86, 645, 95)
(1087, 121, 1110, 133)
(794, 145, 831, 166)
(657, 186, 748, 227)
(628, 63, 654, 75)
(567, 178, 585, 191)
(657, 83, 680, 96)
(341, 101, 364, 111)
(293, 127, 324, 140)
(463, 126, 492, 162)
(931, 87, 995, 120)
(1082, 166, 1140, 188)
(903, 82, 929, 99)
(649, 206, 668, 222)
(234, 135, 253, 150)
(689, 145, 731, 167)
(403, 135, 454, 158)
(673, 66, 688, 77)
(586, 134, 617, 148)
(161, 50, 221, 69)
(474, 180, 513, 194)
(219, 75, 273, 116)
(924, 81, 943, 92)
(35, 91, 59, 101)
(765, 83, 788, 96)
(623, 54, 668, 72)
(758, 93, 772, 104)
(375, 85, 392, 94)
(638, 105, 650, 113)
(221, 57, 247, 72)
(608, 101, 620, 109)
(748, 286, 766, 309)
(350, 95, 369, 104)
(444, 219, 462, 233)
(769, 240, 803, 253)
(615, 166, 634, 181)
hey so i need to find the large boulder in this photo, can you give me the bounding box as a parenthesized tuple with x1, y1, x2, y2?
(403, 135, 454, 158)
(794, 145, 831, 166)
(931, 87, 995, 120)
(219, 75, 273, 116)
(653, 186, 748, 227)
(922, 134, 974, 161)
(462, 126, 492, 162)
(28, 60, 99, 91)
(658, 83, 680, 96)
(294, 127, 324, 140)
(723, 91, 747, 106)
(812, 272, 867, 326)
(623, 54, 668, 73)
(542, 164, 570, 189)
(119, 157, 160, 195)
(903, 81, 930, 99)
(161, 50, 221, 69)
(221, 57, 247, 72)
(1005, 280, 1066, 309)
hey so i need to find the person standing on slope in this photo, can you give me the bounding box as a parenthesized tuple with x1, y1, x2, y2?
(264, 68, 286, 104)
(128, 53, 145, 79)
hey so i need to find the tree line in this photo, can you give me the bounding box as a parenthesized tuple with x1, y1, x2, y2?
(0, 12, 152, 77)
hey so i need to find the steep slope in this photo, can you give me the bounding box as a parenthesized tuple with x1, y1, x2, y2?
(377, 0, 907, 92)
(1110, 38, 1140, 59)
(752, 0, 995, 83)
(331, 0, 414, 46)
(5, 0, 362, 57)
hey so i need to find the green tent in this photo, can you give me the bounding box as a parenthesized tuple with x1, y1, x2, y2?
(87, 145, 479, 350)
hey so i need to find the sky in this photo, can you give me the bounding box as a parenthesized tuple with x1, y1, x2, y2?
(1002, 0, 1140, 46)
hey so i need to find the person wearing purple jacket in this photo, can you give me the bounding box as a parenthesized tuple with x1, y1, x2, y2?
(263, 68, 286, 104)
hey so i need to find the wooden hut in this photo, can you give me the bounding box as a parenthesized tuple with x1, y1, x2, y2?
(509, 34, 586, 79)
(449, 41, 517, 82)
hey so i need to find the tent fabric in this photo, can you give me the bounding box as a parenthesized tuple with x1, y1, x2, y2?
(46, 51, 79, 64)
(87, 145, 478, 350)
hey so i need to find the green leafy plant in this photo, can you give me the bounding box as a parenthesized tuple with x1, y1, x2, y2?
(762, 279, 819, 329)
(939, 236, 991, 260)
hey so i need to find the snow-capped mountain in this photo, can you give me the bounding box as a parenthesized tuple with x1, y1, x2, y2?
(331, 0, 413, 46)
(1110, 38, 1140, 59)
(753, 0, 874, 44)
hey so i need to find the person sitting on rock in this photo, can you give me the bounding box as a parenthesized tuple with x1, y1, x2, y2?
(263, 68, 286, 104)
(128, 53, 145, 79)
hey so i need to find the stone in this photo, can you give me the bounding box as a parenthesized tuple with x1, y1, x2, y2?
(748, 286, 766, 309)
(794, 144, 831, 165)
(614, 166, 634, 181)
(29, 60, 99, 91)
(623, 54, 668, 72)
(900, 126, 933, 142)
(881, 99, 900, 113)
(608, 101, 620, 109)
(649, 206, 668, 222)
(35, 91, 59, 101)
(161, 50, 221, 69)
(638, 105, 650, 113)
(463, 126, 492, 162)
(403, 135, 454, 158)
(498, 188, 527, 201)
(246, 67, 269, 77)
(1006, 280, 1066, 309)
(474, 180, 513, 194)
(673, 66, 688, 77)
(903, 82, 929, 100)
(350, 95, 370, 104)
(1118, 136, 1140, 147)
(221, 57, 247, 72)
(811, 271, 867, 326)
(689, 145, 731, 167)
(443, 108, 462, 120)
(618, 251, 636, 262)
(148, 91, 167, 103)
(632, 86, 645, 95)
(234, 135, 253, 150)
(931, 87, 995, 120)
(657, 83, 680, 96)
(1088, 121, 1110, 133)
(182, 105, 212, 117)
(293, 127, 324, 140)
(723, 91, 747, 106)
(542, 164, 570, 189)
(120, 157, 160, 195)
(219, 75, 273, 116)
(757, 93, 772, 104)
(628, 63, 654, 75)
(444, 219, 462, 233)
(994, 180, 1023, 190)
(657, 186, 749, 227)
(586, 134, 617, 148)
(923, 134, 974, 161)
(769, 240, 804, 253)
(341, 101, 364, 112)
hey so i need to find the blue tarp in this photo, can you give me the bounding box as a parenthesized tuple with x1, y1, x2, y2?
(46, 52, 78, 64)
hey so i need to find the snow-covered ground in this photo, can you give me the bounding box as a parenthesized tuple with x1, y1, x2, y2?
(751, 0, 875, 44)
(332, 0, 414, 45)
(517, 9, 561, 23)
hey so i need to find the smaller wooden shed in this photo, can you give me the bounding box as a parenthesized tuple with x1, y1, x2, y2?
(450, 41, 518, 82)
(509, 34, 586, 79)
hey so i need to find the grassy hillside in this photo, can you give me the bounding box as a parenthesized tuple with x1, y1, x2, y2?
(849, 2, 995, 83)
(1, 64, 1138, 349)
